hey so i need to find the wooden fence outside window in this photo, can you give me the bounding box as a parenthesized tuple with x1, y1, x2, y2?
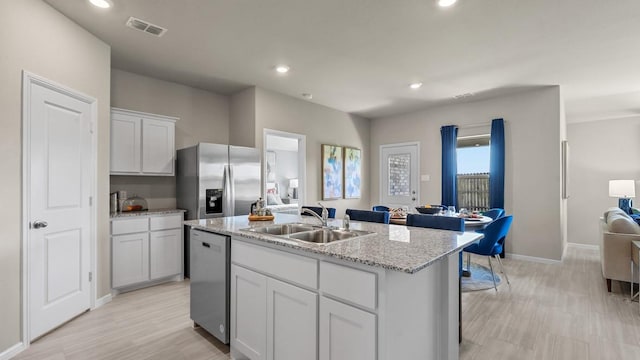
(457, 173, 490, 211)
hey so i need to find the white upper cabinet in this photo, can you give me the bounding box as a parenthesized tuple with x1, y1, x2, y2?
(110, 111, 141, 174)
(110, 108, 177, 176)
(142, 118, 175, 174)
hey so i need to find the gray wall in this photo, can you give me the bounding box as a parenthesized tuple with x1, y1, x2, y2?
(255, 87, 372, 216)
(110, 69, 232, 209)
(230, 87, 256, 147)
(111, 69, 230, 149)
(0, 0, 111, 352)
(567, 116, 640, 246)
(370, 87, 565, 261)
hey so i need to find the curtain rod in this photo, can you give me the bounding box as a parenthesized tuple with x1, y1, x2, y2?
(457, 122, 492, 129)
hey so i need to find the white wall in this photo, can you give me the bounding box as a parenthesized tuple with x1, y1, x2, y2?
(266, 149, 299, 199)
(254, 88, 371, 216)
(0, 0, 111, 352)
(110, 69, 231, 209)
(567, 116, 640, 246)
(370, 87, 564, 261)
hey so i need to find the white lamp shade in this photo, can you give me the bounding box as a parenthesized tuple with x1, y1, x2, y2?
(609, 180, 636, 198)
(289, 178, 299, 188)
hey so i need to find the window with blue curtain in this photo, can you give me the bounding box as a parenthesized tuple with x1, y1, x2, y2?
(441, 125, 458, 208)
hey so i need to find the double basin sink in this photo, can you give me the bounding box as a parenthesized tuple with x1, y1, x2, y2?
(242, 223, 374, 244)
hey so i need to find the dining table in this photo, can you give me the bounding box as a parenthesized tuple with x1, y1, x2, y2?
(389, 214, 493, 228)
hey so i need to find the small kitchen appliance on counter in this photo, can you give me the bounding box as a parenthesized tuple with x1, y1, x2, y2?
(120, 195, 148, 212)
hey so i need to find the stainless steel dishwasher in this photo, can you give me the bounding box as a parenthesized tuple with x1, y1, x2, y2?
(190, 229, 230, 344)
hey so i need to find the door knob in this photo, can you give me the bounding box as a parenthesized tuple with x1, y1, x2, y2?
(32, 220, 48, 229)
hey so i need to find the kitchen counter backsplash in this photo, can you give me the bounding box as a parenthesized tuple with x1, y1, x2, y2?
(110, 208, 186, 218)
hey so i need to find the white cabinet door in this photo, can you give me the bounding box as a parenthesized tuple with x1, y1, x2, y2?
(231, 265, 267, 360)
(267, 278, 318, 360)
(142, 118, 175, 175)
(110, 113, 141, 174)
(320, 297, 376, 360)
(112, 232, 149, 288)
(149, 229, 182, 280)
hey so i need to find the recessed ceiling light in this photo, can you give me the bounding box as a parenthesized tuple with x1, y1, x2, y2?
(409, 82, 423, 90)
(302, 93, 313, 100)
(438, 0, 457, 7)
(89, 0, 113, 8)
(275, 65, 290, 74)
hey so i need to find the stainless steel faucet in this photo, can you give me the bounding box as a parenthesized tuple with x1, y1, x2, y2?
(318, 202, 329, 224)
(301, 207, 327, 227)
(300, 202, 329, 226)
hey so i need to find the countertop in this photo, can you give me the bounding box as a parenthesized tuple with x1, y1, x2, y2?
(185, 213, 482, 274)
(110, 208, 186, 219)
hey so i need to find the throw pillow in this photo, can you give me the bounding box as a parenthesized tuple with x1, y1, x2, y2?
(608, 212, 640, 235)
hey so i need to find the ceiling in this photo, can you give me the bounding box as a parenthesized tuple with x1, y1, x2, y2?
(45, 0, 640, 122)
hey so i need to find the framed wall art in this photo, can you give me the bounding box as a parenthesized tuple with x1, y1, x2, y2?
(344, 147, 362, 199)
(321, 144, 343, 200)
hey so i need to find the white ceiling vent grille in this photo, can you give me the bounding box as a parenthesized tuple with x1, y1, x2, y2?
(126, 17, 167, 37)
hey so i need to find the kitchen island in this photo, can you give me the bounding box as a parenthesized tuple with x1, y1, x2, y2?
(185, 213, 482, 360)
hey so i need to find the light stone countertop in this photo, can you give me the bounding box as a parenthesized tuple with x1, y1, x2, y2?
(110, 208, 186, 219)
(185, 213, 483, 274)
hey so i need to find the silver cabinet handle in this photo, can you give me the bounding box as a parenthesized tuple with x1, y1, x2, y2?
(32, 220, 48, 229)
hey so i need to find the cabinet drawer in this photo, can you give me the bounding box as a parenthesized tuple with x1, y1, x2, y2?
(111, 217, 149, 235)
(320, 261, 377, 310)
(232, 240, 318, 289)
(150, 214, 183, 231)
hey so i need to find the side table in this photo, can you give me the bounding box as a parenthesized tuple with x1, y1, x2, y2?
(632, 240, 640, 313)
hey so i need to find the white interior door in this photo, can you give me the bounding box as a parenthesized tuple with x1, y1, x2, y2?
(26, 76, 93, 340)
(380, 143, 419, 208)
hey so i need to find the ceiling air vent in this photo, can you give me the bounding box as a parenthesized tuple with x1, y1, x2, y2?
(125, 17, 167, 37)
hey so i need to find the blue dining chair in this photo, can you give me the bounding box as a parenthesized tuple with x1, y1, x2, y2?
(463, 215, 513, 291)
(482, 208, 505, 220)
(405, 213, 464, 343)
(372, 205, 390, 212)
(345, 209, 390, 224)
(301, 206, 336, 219)
(476, 208, 506, 257)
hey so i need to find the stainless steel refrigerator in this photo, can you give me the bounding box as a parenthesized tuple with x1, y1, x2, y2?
(177, 143, 261, 276)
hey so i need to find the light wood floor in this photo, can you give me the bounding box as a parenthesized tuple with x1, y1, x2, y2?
(15, 246, 640, 360)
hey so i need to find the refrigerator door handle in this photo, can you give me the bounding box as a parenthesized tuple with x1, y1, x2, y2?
(223, 165, 231, 216)
(223, 164, 235, 216)
(229, 165, 235, 215)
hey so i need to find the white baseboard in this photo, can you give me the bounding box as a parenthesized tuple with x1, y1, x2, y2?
(506, 252, 562, 265)
(0, 342, 26, 360)
(566, 242, 600, 251)
(94, 293, 112, 310)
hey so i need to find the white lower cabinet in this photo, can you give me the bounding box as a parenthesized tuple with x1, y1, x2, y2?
(111, 213, 184, 290)
(319, 297, 376, 360)
(230, 240, 376, 360)
(150, 229, 182, 279)
(267, 278, 318, 360)
(231, 264, 318, 360)
(231, 265, 267, 360)
(112, 232, 150, 288)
